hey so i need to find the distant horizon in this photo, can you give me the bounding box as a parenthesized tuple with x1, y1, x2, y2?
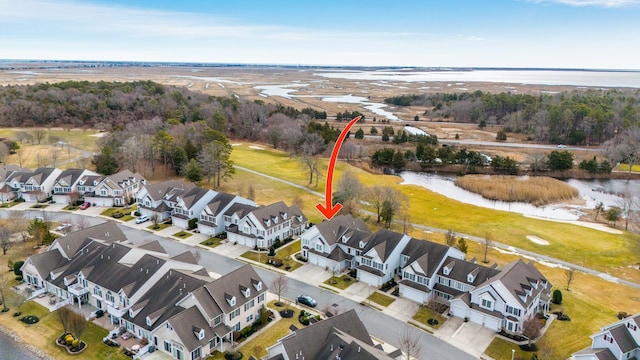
(1, 59, 639, 73)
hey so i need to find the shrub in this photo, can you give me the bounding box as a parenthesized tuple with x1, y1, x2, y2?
(65, 335, 75, 345)
(72, 339, 79, 348)
(224, 351, 243, 360)
(13, 260, 24, 277)
(7, 259, 14, 271)
(618, 312, 629, 320)
(274, 238, 281, 248)
(552, 289, 562, 305)
(187, 218, 198, 230)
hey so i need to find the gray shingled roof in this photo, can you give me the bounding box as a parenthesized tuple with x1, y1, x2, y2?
(108, 169, 144, 186)
(279, 310, 377, 360)
(223, 202, 257, 218)
(123, 269, 209, 331)
(54, 221, 126, 259)
(610, 324, 639, 353)
(437, 256, 501, 287)
(53, 169, 85, 188)
(361, 229, 404, 262)
(177, 187, 212, 210)
(27, 250, 66, 278)
(142, 180, 195, 202)
(572, 348, 617, 360)
(29, 167, 57, 185)
(476, 259, 550, 308)
(402, 238, 452, 278)
(167, 306, 224, 352)
(315, 214, 370, 246)
(205, 192, 237, 216)
(203, 264, 266, 315)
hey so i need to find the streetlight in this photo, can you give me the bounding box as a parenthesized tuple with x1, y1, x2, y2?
(511, 349, 515, 360)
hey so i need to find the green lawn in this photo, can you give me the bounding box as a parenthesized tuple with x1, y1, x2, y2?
(367, 292, 395, 307)
(146, 223, 170, 231)
(485, 338, 532, 360)
(323, 275, 355, 290)
(412, 306, 447, 330)
(173, 231, 193, 239)
(0, 201, 19, 208)
(200, 237, 223, 248)
(241, 241, 304, 272)
(101, 208, 134, 222)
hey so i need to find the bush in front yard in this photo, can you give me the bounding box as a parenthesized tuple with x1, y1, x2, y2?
(552, 289, 562, 304)
(224, 350, 243, 360)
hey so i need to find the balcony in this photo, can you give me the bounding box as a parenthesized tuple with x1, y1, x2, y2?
(67, 283, 89, 297)
(107, 303, 128, 318)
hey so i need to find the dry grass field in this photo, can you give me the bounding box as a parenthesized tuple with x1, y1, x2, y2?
(455, 175, 580, 206)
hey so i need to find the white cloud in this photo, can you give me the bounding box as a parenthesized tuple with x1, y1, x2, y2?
(528, 0, 640, 7)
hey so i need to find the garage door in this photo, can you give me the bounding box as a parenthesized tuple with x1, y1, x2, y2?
(358, 271, 381, 287)
(450, 300, 469, 319)
(469, 310, 501, 331)
(400, 285, 427, 304)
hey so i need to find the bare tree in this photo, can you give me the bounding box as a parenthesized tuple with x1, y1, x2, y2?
(339, 141, 357, 162)
(33, 129, 46, 144)
(270, 274, 288, 306)
(69, 309, 88, 341)
(8, 211, 29, 242)
(75, 216, 91, 231)
(398, 328, 423, 360)
(291, 195, 304, 210)
(594, 202, 604, 221)
(0, 226, 12, 255)
(445, 229, 457, 247)
(522, 316, 543, 347)
(483, 231, 492, 263)
(56, 306, 74, 334)
(50, 147, 60, 167)
(364, 185, 407, 224)
(618, 192, 637, 231)
(565, 268, 575, 291)
(197, 141, 234, 188)
(605, 125, 640, 178)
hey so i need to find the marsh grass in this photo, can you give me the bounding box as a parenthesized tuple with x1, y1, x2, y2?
(455, 175, 579, 206)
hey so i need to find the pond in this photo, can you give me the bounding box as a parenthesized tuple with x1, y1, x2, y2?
(0, 331, 40, 360)
(400, 172, 640, 221)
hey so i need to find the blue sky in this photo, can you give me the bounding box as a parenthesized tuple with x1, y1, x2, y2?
(1, 0, 639, 69)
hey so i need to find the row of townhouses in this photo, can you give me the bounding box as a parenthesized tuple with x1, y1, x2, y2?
(136, 179, 308, 249)
(20, 222, 268, 359)
(301, 215, 552, 335)
(0, 165, 145, 207)
(0, 164, 308, 248)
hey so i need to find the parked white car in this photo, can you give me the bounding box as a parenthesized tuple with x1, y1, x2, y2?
(135, 215, 150, 224)
(55, 223, 72, 231)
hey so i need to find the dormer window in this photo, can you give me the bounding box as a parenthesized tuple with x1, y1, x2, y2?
(265, 219, 271, 226)
(467, 274, 475, 283)
(256, 282, 262, 291)
(146, 316, 152, 326)
(359, 241, 366, 248)
(129, 309, 134, 318)
(240, 285, 250, 298)
(282, 213, 287, 219)
(273, 217, 278, 224)
(225, 294, 236, 306)
(198, 329, 205, 340)
(443, 267, 450, 276)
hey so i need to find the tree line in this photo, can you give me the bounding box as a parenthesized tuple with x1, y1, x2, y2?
(385, 89, 640, 145)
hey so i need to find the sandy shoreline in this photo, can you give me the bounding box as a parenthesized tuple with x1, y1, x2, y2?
(0, 322, 54, 360)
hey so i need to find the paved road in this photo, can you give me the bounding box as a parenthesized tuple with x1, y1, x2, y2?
(6, 210, 473, 360)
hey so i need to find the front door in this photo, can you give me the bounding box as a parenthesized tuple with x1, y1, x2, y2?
(97, 299, 102, 309)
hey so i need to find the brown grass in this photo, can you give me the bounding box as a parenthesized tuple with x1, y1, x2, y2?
(455, 175, 579, 206)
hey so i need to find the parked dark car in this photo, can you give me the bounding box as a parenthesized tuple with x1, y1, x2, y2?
(296, 295, 317, 307)
(93, 309, 105, 318)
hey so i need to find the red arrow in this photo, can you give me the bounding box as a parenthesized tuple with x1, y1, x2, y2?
(316, 115, 362, 220)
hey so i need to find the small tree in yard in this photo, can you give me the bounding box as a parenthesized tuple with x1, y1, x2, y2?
(271, 274, 288, 306)
(456, 237, 468, 254)
(483, 231, 492, 263)
(0, 226, 12, 255)
(445, 229, 456, 247)
(565, 269, 575, 291)
(552, 289, 563, 305)
(398, 328, 422, 360)
(69, 310, 87, 342)
(522, 316, 543, 349)
(56, 306, 74, 334)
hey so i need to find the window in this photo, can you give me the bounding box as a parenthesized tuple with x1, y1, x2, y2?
(192, 348, 201, 360)
(164, 341, 172, 352)
(627, 323, 637, 331)
(315, 242, 323, 252)
(214, 315, 222, 326)
(505, 305, 521, 317)
(258, 294, 265, 303)
(244, 299, 254, 311)
(246, 314, 253, 322)
(481, 298, 493, 310)
(227, 296, 236, 306)
(229, 308, 240, 321)
(106, 291, 115, 304)
(93, 286, 102, 297)
(403, 271, 416, 282)
(417, 276, 428, 285)
(167, 323, 173, 331)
